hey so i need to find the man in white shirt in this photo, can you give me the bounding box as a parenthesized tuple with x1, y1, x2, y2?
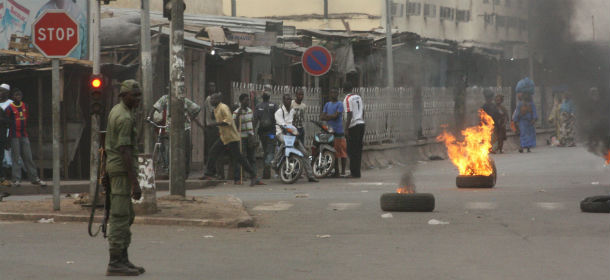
(274, 94, 317, 182)
(291, 88, 307, 144)
(344, 84, 365, 178)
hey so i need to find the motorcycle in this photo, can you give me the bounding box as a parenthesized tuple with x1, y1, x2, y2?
(273, 124, 305, 184)
(310, 121, 336, 178)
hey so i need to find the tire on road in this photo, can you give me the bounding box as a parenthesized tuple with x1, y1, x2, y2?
(580, 195, 610, 213)
(456, 159, 497, 188)
(380, 193, 435, 212)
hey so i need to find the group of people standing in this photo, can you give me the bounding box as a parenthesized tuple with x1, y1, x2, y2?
(198, 83, 366, 184)
(481, 77, 540, 154)
(548, 88, 576, 147)
(0, 83, 45, 193)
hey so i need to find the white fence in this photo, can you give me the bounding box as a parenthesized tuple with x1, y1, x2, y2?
(231, 83, 552, 147)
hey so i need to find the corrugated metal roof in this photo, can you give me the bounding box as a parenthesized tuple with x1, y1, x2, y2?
(105, 8, 296, 35)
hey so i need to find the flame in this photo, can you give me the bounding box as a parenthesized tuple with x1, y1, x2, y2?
(397, 186, 416, 194)
(437, 109, 495, 176)
(605, 150, 610, 165)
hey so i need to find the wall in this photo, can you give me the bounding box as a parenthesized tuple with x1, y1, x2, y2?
(222, 0, 382, 31)
(107, 0, 223, 15)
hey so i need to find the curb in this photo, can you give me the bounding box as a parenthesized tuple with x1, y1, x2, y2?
(0, 212, 255, 228)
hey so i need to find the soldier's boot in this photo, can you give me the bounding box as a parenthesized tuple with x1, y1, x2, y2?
(123, 248, 145, 274)
(106, 251, 140, 276)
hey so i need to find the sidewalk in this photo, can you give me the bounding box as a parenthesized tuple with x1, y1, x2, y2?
(0, 177, 255, 228)
(0, 193, 254, 228)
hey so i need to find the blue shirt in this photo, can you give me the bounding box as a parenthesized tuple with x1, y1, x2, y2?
(323, 101, 344, 134)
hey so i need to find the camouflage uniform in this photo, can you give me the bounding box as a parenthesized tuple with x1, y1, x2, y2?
(105, 81, 139, 272)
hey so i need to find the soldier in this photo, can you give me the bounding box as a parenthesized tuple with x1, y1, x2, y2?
(104, 80, 145, 276)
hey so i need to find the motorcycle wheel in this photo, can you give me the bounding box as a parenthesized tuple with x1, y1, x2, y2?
(280, 155, 304, 184)
(313, 150, 335, 178)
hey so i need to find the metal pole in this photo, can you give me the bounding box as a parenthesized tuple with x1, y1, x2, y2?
(52, 59, 61, 211)
(169, 0, 186, 196)
(141, 0, 153, 154)
(37, 77, 43, 179)
(231, 0, 236, 17)
(324, 0, 328, 19)
(89, 0, 101, 202)
(385, 0, 394, 88)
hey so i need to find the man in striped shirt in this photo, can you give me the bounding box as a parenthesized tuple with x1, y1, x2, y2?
(233, 94, 256, 184)
(6, 89, 44, 187)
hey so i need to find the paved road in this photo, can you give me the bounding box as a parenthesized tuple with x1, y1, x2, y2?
(1, 146, 609, 279)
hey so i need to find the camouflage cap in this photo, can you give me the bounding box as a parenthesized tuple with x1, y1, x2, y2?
(120, 79, 141, 94)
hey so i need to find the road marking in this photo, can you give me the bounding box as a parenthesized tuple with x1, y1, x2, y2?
(535, 202, 565, 210)
(465, 202, 498, 210)
(252, 201, 293, 211)
(328, 203, 361, 211)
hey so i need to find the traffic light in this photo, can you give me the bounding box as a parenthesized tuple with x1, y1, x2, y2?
(90, 74, 104, 114)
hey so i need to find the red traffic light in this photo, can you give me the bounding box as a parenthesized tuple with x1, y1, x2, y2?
(91, 78, 102, 89)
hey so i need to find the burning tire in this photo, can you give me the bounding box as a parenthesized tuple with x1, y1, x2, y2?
(380, 193, 435, 212)
(580, 195, 610, 213)
(456, 159, 497, 188)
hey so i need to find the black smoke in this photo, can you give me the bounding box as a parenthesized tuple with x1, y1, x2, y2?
(529, 0, 610, 158)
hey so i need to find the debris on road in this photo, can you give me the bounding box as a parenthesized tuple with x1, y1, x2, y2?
(328, 203, 361, 211)
(381, 213, 393, 219)
(252, 201, 293, 211)
(428, 219, 449, 225)
(361, 190, 369, 193)
(591, 182, 600, 185)
(37, 218, 54, 224)
(203, 235, 214, 239)
(66, 261, 75, 264)
(295, 193, 309, 198)
(316, 234, 331, 239)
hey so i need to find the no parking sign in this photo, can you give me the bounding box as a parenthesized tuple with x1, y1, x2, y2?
(302, 46, 333, 76)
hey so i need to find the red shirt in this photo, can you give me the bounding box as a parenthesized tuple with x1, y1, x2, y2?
(6, 102, 29, 138)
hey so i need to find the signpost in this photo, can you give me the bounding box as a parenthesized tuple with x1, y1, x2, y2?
(302, 45, 332, 98)
(32, 10, 80, 211)
(302, 46, 333, 77)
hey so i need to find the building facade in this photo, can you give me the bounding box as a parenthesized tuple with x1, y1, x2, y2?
(385, 0, 529, 57)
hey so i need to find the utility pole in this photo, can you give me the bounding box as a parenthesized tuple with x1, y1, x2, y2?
(169, 0, 186, 196)
(139, 0, 157, 211)
(231, 0, 236, 17)
(89, 0, 101, 203)
(385, 0, 394, 88)
(324, 0, 328, 19)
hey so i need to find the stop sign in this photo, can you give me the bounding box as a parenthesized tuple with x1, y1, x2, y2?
(32, 10, 79, 58)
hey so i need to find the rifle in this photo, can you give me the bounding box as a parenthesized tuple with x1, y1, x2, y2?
(88, 131, 109, 238)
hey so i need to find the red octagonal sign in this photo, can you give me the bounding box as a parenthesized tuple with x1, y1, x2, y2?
(32, 10, 79, 58)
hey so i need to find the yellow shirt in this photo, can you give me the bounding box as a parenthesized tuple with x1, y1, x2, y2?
(214, 103, 241, 145)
